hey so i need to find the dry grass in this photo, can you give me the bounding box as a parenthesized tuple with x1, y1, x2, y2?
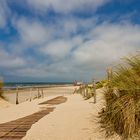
(99, 54, 140, 139)
(0, 80, 3, 98)
(96, 80, 108, 89)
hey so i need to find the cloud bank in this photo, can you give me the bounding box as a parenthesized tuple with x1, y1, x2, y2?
(0, 0, 10, 28)
(0, 0, 140, 82)
(26, 0, 110, 14)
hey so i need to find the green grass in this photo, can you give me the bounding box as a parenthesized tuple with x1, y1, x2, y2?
(0, 80, 3, 98)
(96, 79, 108, 89)
(99, 54, 140, 139)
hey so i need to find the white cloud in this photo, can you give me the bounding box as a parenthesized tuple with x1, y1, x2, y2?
(14, 18, 50, 46)
(0, 48, 26, 69)
(13, 16, 97, 48)
(60, 17, 98, 36)
(2, 14, 140, 81)
(13, 68, 48, 78)
(74, 23, 140, 64)
(26, 0, 110, 14)
(40, 37, 83, 61)
(8, 21, 140, 81)
(40, 40, 73, 61)
(0, 0, 9, 28)
(1, 0, 140, 82)
(38, 22, 140, 80)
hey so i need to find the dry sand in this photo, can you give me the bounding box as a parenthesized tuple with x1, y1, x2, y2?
(22, 89, 120, 140)
(3, 86, 75, 104)
(0, 86, 76, 123)
(0, 86, 120, 140)
(0, 97, 11, 109)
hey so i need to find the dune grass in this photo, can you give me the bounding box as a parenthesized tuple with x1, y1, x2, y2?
(0, 80, 4, 98)
(99, 54, 140, 139)
(96, 79, 108, 89)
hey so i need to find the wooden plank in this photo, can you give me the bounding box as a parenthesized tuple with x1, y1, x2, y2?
(39, 96, 67, 105)
(0, 96, 67, 140)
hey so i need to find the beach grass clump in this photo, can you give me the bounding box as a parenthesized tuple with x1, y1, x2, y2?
(99, 54, 140, 139)
(0, 80, 3, 98)
(96, 79, 108, 89)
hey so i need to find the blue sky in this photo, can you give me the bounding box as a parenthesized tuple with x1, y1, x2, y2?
(0, 0, 140, 82)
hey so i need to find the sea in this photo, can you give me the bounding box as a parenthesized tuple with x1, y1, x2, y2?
(3, 82, 72, 90)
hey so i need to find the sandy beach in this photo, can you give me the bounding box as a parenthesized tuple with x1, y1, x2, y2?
(3, 85, 75, 104)
(0, 86, 120, 140)
(22, 88, 120, 140)
(0, 97, 11, 109)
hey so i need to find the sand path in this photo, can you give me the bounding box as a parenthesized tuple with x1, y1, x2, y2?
(23, 89, 120, 140)
(0, 96, 68, 140)
(0, 88, 120, 140)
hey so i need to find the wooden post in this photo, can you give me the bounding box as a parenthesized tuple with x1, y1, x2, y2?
(37, 88, 40, 98)
(107, 67, 113, 88)
(107, 67, 113, 81)
(84, 85, 86, 97)
(86, 84, 88, 97)
(80, 85, 82, 95)
(81, 85, 84, 96)
(41, 89, 44, 98)
(93, 79, 96, 104)
(16, 87, 19, 104)
(30, 88, 32, 101)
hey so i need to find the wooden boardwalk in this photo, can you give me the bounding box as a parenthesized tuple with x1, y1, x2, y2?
(0, 96, 67, 140)
(39, 96, 67, 105)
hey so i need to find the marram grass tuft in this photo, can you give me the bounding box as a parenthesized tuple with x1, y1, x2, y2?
(0, 80, 3, 98)
(99, 54, 140, 139)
